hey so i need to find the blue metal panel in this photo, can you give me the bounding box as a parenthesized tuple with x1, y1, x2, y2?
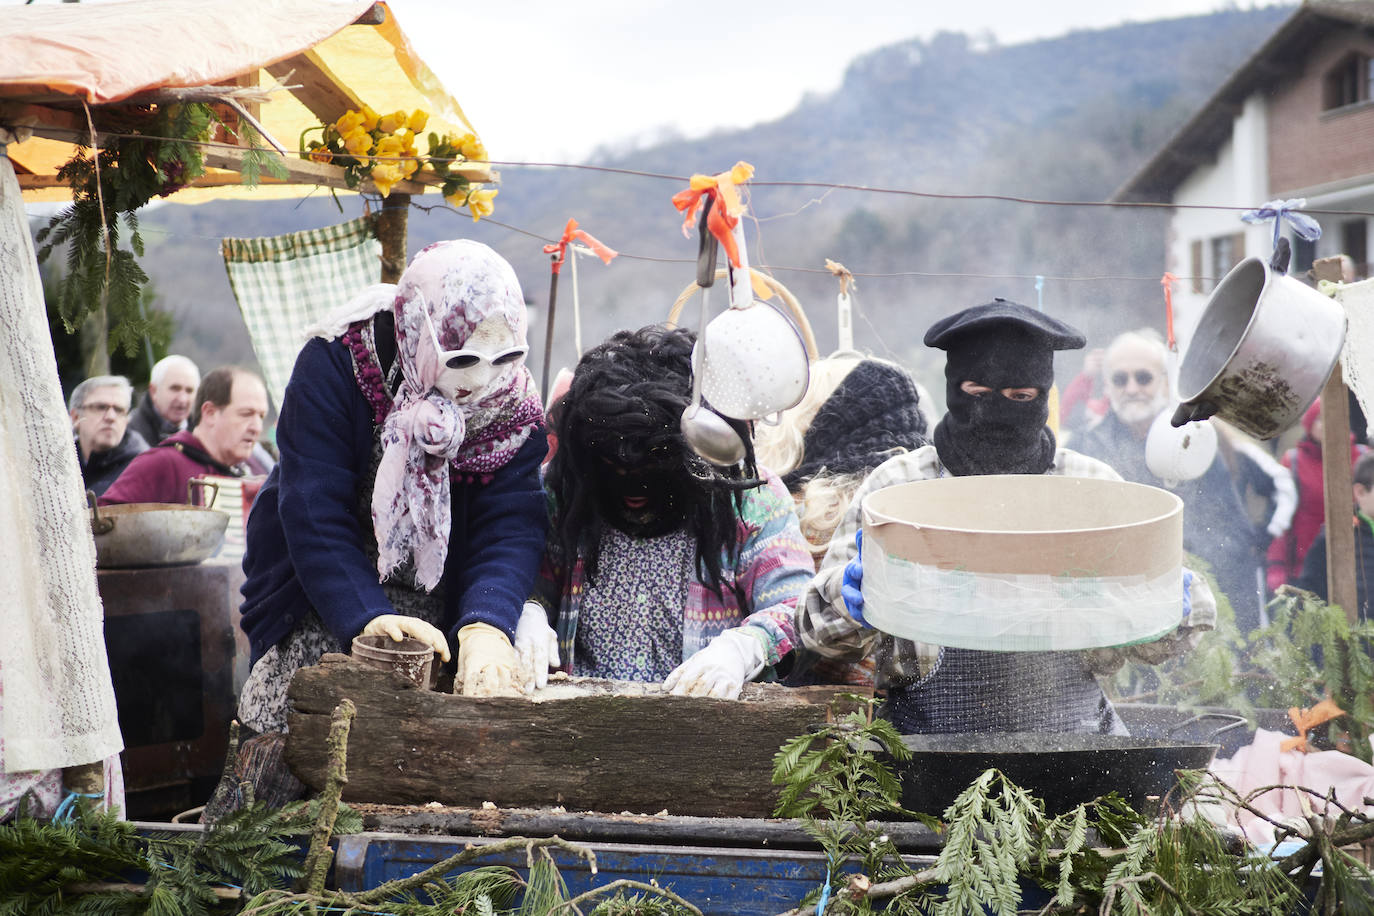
(334, 832, 938, 916)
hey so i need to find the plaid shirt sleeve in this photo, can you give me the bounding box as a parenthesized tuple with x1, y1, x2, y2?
(795, 446, 945, 682)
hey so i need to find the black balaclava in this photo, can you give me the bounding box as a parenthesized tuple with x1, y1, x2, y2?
(924, 299, 1086, 477)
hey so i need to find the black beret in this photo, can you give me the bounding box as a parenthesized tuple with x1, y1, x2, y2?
(923, 298, 1087, 351)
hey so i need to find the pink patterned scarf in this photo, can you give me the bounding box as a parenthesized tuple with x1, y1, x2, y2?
(370, 240, 543, 591)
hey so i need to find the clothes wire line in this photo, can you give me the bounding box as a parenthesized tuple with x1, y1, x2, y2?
(35, 124, 1374, 219)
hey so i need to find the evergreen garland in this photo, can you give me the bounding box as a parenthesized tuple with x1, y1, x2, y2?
(1110, 585, 1374, 763)
(34, 102, 286, 357)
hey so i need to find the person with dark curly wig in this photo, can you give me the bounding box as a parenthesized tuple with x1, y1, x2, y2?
(515, 324, 815, 698)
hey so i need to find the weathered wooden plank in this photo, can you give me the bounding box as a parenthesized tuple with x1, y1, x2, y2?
(265, 49, 365, 127)
(199, 145, 494, 195)
(1313, 257, 1359, 624)
(353, 803, 944, 851)
(285, 654, 861, 818)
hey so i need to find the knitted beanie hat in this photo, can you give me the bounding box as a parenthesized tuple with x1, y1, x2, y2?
(782, 359, 929, 489)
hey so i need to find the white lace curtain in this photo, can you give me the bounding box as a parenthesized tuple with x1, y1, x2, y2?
(0, 148, 123, 773)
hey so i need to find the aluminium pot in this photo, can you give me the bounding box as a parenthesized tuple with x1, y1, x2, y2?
(1174, 256, 1346, 440)
(88, 490, 229, 568)
(886, 728, 1226, 816)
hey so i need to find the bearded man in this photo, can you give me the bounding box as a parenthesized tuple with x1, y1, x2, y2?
(1074, 330, 1264, 633)
(517, 325, 814, 699)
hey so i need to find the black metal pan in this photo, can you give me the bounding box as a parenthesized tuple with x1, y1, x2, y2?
(888, 715, 1244, 816)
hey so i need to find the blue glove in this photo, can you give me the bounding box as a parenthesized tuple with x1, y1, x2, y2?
(1182, 569, 1194, 621)
(840, 530, 867, 626)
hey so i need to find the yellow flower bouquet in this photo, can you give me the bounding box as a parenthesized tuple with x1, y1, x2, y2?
(300, 106, 496, 221)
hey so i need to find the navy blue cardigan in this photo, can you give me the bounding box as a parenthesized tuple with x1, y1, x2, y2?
(239, 336, 548, 666)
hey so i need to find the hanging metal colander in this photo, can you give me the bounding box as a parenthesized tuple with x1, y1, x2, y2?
(667, 268, 818, 422)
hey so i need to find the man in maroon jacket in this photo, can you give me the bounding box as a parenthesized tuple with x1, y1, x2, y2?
(102, 366, 268, 505)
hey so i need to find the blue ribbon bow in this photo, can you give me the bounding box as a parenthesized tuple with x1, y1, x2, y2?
(1240, 198, 1322, 253)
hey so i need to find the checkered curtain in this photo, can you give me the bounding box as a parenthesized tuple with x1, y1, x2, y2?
(221, 216, 381, 408)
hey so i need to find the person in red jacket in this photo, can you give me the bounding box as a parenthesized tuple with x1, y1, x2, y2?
(100, 366, 268, 505)
(1266, 401, 1367, 591)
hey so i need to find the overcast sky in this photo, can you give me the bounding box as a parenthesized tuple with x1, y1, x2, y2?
(384, 0, 1292, 162)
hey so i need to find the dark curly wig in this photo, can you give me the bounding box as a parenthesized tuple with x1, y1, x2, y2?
(545, 324, 759, 596)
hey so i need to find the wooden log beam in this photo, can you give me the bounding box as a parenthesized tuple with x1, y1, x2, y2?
(200, 145, 495, 194)
(377, 192, 409, 282)
(285, 655, 861, 819)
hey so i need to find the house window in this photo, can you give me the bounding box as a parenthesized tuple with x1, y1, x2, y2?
(1324, 52, 1370, 109)
(1209, 232, 1245, 289)
(1189, 233, 1245, 292)
(1292, 235, 1316, 277)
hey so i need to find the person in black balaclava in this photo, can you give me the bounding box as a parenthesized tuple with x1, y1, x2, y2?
(514, 325, 815, 699)
(795, 299, 1218, 737)
(927, 297, 1082, 477)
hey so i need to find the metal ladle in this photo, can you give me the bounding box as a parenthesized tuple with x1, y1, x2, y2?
(680, 198, 746, 467)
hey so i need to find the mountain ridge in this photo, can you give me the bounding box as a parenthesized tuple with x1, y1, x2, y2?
(119, 5, 1295, 400)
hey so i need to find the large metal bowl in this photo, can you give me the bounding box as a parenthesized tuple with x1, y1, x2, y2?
(89, 500, 229, 568)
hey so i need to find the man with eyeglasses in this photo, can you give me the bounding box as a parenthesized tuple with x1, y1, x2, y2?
(69, 375, 149, 496)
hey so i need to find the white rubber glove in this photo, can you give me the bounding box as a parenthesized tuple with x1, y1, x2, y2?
(362, 614, 451, 663)
(454, 622, 519, 697)
(514, 601, 560, 692)
(663, 627, 769, 700)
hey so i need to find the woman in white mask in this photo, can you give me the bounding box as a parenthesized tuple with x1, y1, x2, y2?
(208, 240, 548, 818)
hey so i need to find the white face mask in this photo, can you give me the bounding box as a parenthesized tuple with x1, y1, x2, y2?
(431, 314, 526, 404)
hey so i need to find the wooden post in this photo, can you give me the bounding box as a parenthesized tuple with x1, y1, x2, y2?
(376, 192, 410, 283)
(1312, 257, 1359, 623)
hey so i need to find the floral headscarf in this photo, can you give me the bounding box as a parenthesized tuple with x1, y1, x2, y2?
(371, 239, 543, 590)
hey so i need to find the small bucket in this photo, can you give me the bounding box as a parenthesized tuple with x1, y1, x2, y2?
(1176, 257, 1346, 440)
(350, 634, 436, 690)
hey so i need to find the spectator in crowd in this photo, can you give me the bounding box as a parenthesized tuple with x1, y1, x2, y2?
(1293, 451, 1374, 621)
(1267, 400, 1367, 592)
(1059, 346, 1110, 438)
(101, 366, 268, 505)
(127, 354, 200, 447)
(1073, 329, 1266, 633)
(69, 374, 149, 496)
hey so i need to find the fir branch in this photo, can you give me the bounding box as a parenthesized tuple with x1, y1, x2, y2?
(349, 835, 596, 907)
(549, 879, 702, 916)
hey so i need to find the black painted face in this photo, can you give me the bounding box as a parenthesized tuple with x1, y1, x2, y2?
(594, 456, 688, 537)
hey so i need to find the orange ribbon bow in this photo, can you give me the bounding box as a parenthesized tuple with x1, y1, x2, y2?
(543, 218, 618, 275)
(1160, 273, 1178, 350)
(1280, 697, 1346, 753)
(671, 161, 755, 269)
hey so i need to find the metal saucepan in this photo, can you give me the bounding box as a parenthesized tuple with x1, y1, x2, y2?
(1173, 255, 1346, 439)
(87, 485, 230, 568)
(886, 722, 1236, 816)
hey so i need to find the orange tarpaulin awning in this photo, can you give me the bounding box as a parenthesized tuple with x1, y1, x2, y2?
(0, 0, 493, 202)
